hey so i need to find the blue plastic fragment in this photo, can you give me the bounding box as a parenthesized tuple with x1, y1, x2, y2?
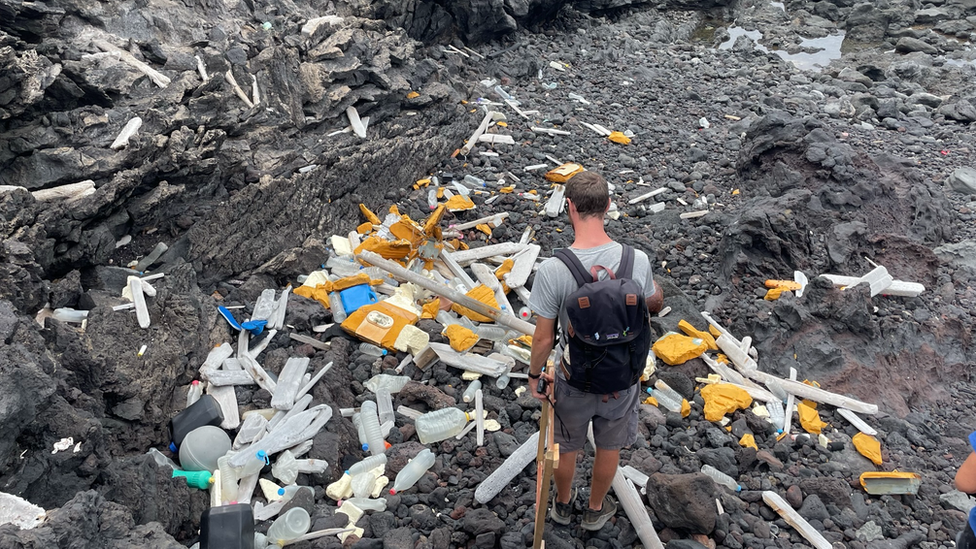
(241, 320, 267, 336)
(169, 442, 177, 453)
(218, 306, 243, 330)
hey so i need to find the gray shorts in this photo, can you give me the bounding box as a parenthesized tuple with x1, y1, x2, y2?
(552, 375, 640, 453)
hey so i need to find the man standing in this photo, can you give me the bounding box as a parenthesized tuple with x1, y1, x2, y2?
(527, 171, 663, 531)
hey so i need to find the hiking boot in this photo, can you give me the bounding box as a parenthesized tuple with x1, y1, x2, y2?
(581, 495, 617, 531)
(549, 486, 577, 525)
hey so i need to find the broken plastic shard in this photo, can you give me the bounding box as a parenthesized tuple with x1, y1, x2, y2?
(376, 389, 395, 437)
(272, 450, 300, 486)
(0, 491, 46, 529)
(474, 431, 540, 504)
(234, 413, 269, 450)
(251, 289, 277, 322)
(127, 276, 151, 328)
(271, 357, 310, 410)
(110, 116, 143, 150)
(346, 106, 367, 138)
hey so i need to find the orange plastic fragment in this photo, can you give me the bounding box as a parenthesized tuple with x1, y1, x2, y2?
(451, 285, 499, 322)
(680, 399, 691, 418)
(700, 384, 752, 422)
(407, 91, 420, 99)
(476, 224, 492, 237)
(764, 288, 784, 301)
(544, 163, 584, 183)
(677, 320, 718, 351)
(355, 236, 412, 260)
(499, 186, 515, 193)
(444, 195, 475, 211)
(853, 433, 883, 465)
(359, 204, 380, 225)
(341, 301, 419, 349)
(357, 222, 374, 235)
(332, 273, 372, 292)
(797, 400, 828, 434)
(708, 325, 722, 338)
(294, 284, 332, 308)
(494, 259, 514, 281)
(607, 131, 631, 145)
(739, 433, 758, 451)
(652, 332, 708, 365)
(423, 204, 447, 238)
(421, 299, 440, 320)
(444, 324, 479, 352)
(765, 279, 802, 290)
(436, 187, 445, 199)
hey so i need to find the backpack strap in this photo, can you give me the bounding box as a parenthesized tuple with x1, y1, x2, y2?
(618, 245, 636, 280)
(555, 248, 592, 288)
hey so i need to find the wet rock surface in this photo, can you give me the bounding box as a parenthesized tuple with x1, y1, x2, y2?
(3, 0, 976, 547)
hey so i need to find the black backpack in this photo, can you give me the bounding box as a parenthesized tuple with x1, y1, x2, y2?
(554, 245, 652, 394)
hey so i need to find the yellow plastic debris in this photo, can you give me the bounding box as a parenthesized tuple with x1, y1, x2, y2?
(764, 288, 785, 301)
(499, 186, 515, 193)
(859, 472, 920, 495)
(496, 121, 508, 127)
(444, 194, 476, 211)
(739, 433, 758, 451)
(357, 222, 373, 235)
(765, 279, 802, 290)
(355, 236, 412, 260)
(700, 384, 753, 422)
(294, 284, 332, 308)
(797, 400, 828, 434)
(475, 223, 492, 237)
(645, 396, 659, 406)
(436, 187, 445, 199)
(444, 324, 480, 352)
(513, 334, 533, 348)
(853, 432, 883, 465)
(451, 285, 499, 323)
(407, 91, 420, 99)
(544, 163, 584, 183)
(421, 299, 441, 319)
(607, 131, 631, 145)
(732, 189, 740, 195)
(651, 332, 709, 365)
(332, 273, 372, 291)
(495, 259, 514, 281)
(341, 301, 419, 350)
(359, 204, 381, 225)
(680, 399, 691, 418)
(423, 204, 446, 238)
(677, 320, 719, 351)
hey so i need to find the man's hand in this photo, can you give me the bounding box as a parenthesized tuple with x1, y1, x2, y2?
(529, 371, 554, 401)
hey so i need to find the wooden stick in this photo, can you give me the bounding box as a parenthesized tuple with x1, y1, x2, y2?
(532, 400, 554, 549)
(92, 39, 171, 87)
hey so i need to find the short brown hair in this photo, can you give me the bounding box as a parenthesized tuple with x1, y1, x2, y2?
(565, 171, 608, 218)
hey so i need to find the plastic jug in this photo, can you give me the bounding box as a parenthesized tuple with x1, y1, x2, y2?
(415, 408, 470, 444)
(200, 503, 254, 549)
(179, 425, 231, 472)
(169, 395, 224, 450)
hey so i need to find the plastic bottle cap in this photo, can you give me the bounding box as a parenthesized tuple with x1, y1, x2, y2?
(278, 488, 285, 496)
(735, 486, 742, 492)
(169, 442, 177, 453)
(381, 350, 387, 355)
(191, 380, 199, 385)
(389, 489, 396, 495)
(362, 444, 369, 451)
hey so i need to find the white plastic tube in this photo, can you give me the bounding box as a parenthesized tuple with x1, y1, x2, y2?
(475, 390, 485, 446)
(474, 432, 540, 504)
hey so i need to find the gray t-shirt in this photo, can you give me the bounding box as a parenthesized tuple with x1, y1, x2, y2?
(529, 241, 656, 345)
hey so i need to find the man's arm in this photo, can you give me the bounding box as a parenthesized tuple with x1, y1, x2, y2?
(528, 316, 557, 399)
(645, 281, 664, 314)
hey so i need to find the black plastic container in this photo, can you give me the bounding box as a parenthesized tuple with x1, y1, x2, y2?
(169, 394, 224, 450)
(200, 504, 254, 549)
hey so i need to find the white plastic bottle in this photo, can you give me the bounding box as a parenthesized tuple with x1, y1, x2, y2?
(462, 381, 482, 403)
(267, 507, 311, 545)
(376, 389, 395, 436)
(360, 401, 386, 456)
(518, 307, 531, 320)
(359, 343, 387, 357)
(352, 413, 369, 452)
(415, 408, 470, 444)
(186, 380, 203, 407)
(217, 455, 239, 504)
(347, 454, 388, 477)
(427, 187, 438, 210)
(238, 449, 270, 478)
(474, 325, 509, 342)
(701, 464, 741, 492)
(390, 449, 435, 494)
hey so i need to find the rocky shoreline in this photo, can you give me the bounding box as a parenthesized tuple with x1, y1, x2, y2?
(4, 0, 976, 547)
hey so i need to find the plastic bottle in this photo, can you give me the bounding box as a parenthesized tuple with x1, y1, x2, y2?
(363, 374, 410, 394)
(766, 400, 786, 433)
(186, 380, 203, 407)
(217, 455, 240, 504)
(495, 372, 511, 390)
(647, 387, 682, 413)
(436, 310, 461, 327)
(359, 343, 387, 357)
(339, 498, 387, 512)
(415, 408, 470, 444)
(169, 394, 224, 450)
(390, 449, 435, 494)
(493, 85, 516, 103)
(347, 454, 388, 477)
(654, 380, 685, 405)
(52, 307, 88, 323)
(329, 292, 347, 322)
(173, 469, 214, 489)
(351, 470, 377, 498)
(474, 325, 509, 342)
(376, 389, 395, 436)
(266, 507, 311, 545)
(427, 187, 438, 210)
(700, 464, 741, 492)
(452, 181, 471, 197)
(462, 380, 482, 403)
(238, 449, 270, 478)
(518, 307, 531, 320)
(276, 484, 303, 502)
(147, 447, 178, 470)
(462, 175, 486, 189)
(352, 413, 369, 452)
(474, 432, 540, 504)
(360, 401, 386, 456)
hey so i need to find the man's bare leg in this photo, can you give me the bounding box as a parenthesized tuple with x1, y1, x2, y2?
(588, 447, 619, 510)
(554, 450, 578, 503)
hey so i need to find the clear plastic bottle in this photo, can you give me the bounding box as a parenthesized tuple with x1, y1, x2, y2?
(363, 374, 410, 394)
(766, 400, 786, 433)
(495, 372, 511, 390)
(452, 181, 471, 197)
(462, 175, 486, 189)
(359, 343, 387, 357)
(266, 507, 311, 545)
(347, 454, 388, 477)
(186, 380, 203, 407)
(238, 449, 270, 478)
(276, 484, 307, 503)
(415, 408, 470, 444)
(351, 470, 377, 498)
(427, 187, 438, 210)
(390, 449, 435, 494)
(352, 413, 369, 452)
(340, 498, 387, 512)
(376, 389, 395, 436)
(647, 387, 682, 413)
(493, 85, 516, 103)
(52, 307, 89, 323)
(701, 464, 741, 492)
(217, 455, 239, 504)
(474, 325, 509, 342)
(329, 292, 347, 322)
(360, 401, 386, 456)
(462, 380, 482, 403)
(436, 310, 461, 327)
(654, 380, 685, 405)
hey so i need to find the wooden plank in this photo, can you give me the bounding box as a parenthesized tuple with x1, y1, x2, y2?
(532, 401, 553, 549)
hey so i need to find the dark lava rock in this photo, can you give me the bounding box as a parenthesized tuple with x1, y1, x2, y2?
(645, 473, 719, 533)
